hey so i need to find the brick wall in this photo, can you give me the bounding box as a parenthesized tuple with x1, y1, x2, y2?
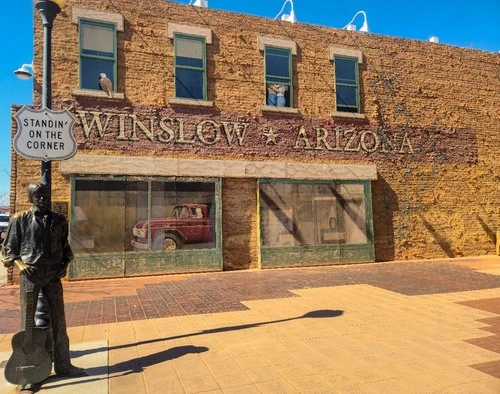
(10, 0, 499, 272)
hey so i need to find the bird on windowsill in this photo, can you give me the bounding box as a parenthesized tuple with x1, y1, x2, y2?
(99, 73, 113, 97)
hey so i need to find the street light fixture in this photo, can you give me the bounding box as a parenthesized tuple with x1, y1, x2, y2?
(274, 0, 297, 23)
(34, 0, 66, 203)
(343, 10, 369, 33)
(14, 63, 34, 79)
(189, 0, 208, 7)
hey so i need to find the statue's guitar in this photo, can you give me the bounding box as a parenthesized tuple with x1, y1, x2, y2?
(4, 290, 52, 385)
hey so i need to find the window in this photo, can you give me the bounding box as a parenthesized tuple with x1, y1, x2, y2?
(174, 34, 206, 100)
(265, 46, 292, 107)
(72, 178, 217, 255)
(70, 176, 221, 278)
(168, 24, 212, 106)
(260, 180, 369, 248)
(79, 19, 117, 92)
(334, 56, 359, 113)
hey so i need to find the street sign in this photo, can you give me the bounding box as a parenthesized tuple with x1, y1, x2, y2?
(13, 106, 77, 162)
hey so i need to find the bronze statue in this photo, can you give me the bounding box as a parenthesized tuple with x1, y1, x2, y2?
(1, 183, 87, 393)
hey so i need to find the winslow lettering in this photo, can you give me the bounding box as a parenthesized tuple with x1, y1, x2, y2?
(76, 111, 249, 147)
(75, 110, 414, 155)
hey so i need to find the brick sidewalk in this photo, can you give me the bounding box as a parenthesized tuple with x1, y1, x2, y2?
(0, 256, 499, 393)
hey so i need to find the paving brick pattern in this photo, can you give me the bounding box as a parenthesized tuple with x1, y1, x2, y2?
(1, 256, 499, 393)
(458, 297, 500, 378)
(1, 260, 499, 333)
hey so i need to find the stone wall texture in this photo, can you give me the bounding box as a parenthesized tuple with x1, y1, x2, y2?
(10, 0, 500, 272)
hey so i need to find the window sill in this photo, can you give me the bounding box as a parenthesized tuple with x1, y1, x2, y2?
(261, 106, 300, 115)
(71, 89, 125, 100)
(169, 98, 214, 108)
(331, 111, 366, 120)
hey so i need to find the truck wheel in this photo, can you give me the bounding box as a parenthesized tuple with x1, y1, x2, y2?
(153, 233, 181, 251)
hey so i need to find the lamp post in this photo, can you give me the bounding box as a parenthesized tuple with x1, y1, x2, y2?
(35, 0, 66, 204)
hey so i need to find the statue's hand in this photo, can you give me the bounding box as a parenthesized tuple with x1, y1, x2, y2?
(15, 260, 37, 276)
(56, 262, 69, 279)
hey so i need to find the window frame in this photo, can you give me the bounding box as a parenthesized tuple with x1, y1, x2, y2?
(258, 178, 374, 267)
(69, 175, 223, 279)
(264, 45, 293, 108)
(334, 55, 360, 113)
(78, 18, 117, 93)
(329, 46, 365, 119)
(173, 33, 207, 101)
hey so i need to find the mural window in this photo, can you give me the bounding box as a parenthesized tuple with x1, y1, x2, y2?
(259, 180, 369, 248)
(174, 34, 206, 100)
(71, 178, 217, 255)
(265, 46, 292, 108)
(334, 56, 359, 113)
(79, 19, 117, 92)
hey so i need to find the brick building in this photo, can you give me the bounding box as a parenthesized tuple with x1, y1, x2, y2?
(8, 0, 500, 281)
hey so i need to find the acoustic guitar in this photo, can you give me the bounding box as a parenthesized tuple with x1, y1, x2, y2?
(4, 291, 52, 385)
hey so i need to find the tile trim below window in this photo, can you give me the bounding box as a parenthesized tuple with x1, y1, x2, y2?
(261, 105, 300, 115)
(167, 23, 212, 44)
(71, 89, 125, 100)
(169, 98, 214, 107)
(71, 7, 124, 31)
(258, 36, 297, 55)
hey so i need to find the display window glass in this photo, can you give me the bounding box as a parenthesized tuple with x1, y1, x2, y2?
(259, 180, 369, 248)
(72, 177, 217, 255)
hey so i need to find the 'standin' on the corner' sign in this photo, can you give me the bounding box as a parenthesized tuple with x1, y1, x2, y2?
(14, 106, 77, 162)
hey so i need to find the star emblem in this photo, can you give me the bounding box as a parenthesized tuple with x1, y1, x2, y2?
(263, 127, 279, 145)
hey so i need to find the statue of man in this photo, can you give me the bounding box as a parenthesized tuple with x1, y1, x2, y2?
(1, 183, 86, 393)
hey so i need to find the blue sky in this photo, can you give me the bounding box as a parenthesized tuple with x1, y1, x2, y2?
(1, 0, 499, 206)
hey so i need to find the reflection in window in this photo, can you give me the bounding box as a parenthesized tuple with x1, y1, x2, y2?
(175, 34, 206, 100)
(265, 46, 292, 107)
(260, 181, 367, 247)
(334, 56, 359, 113)
(72, 178, 216, 254)
(79, 19, 116, 91)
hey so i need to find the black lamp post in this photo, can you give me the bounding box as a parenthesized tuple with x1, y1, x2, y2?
(32, 0, 66, 331)
(35, 0, 66, 204)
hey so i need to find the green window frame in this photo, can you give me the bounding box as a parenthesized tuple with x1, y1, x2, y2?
(259, 179, 374, 267)
(69, 175, 222, 279)
(265, 46, 292, 107)
(79, 19, 117, 92)
(334, 56, 360, 113)
(174, 34, 207, 100)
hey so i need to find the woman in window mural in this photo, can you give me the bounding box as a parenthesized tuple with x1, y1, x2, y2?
(267, 83, 288, 106)
(276, 84, 288, 107)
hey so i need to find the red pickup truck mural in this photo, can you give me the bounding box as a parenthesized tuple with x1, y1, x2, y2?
(131, 203, 213, 251)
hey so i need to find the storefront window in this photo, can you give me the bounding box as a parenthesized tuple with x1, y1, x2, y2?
(72, 177, 217, 254)
(260, 180, 368, 248)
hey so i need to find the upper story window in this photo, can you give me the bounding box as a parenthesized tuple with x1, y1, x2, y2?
(79, 19, 117, 92)
(329, 47, 364, 117)
(334, 56, 359, 112)
(258, 36, 298, 114)
(167, 24, 213, 107)
(71, 8, 124, 99)
(265, 47, 291, 108)
(174, 34, 206, 100)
